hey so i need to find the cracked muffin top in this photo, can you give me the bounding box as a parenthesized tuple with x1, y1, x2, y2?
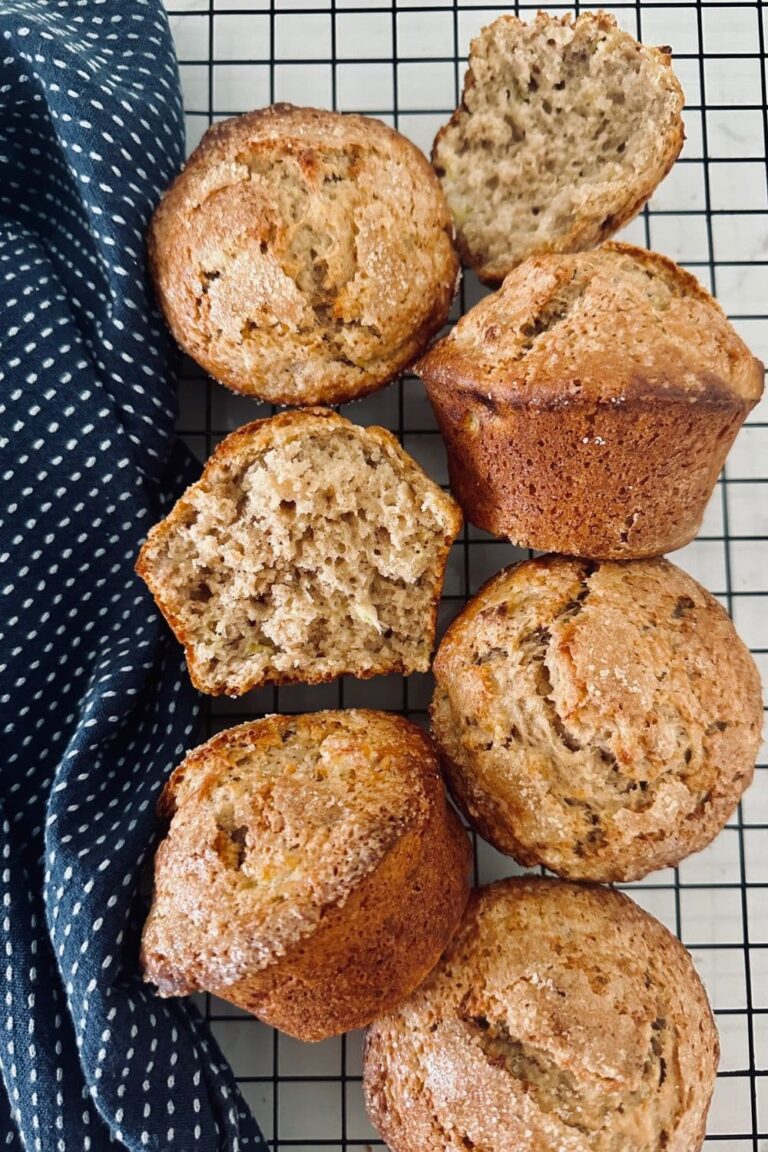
(364, 878, 719, 1152)
(431, 555, 762, 881)
(141, 709, 451, 994)
(416, 243, 763, 407)
(148, 103, 459, 406)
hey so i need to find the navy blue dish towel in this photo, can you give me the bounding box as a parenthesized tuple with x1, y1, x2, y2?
(0, 3, 266, 1149)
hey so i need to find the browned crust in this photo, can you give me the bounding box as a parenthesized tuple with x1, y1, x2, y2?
(435, 696, 757, 884)
(416, 242, 765, 408)
(415, 244, 763, 558)
(236, 801, 471, 1040)
(432, 12, 685, 283)
(429, 557, 763, 882)
(148, 104, 459, 406)
(136, 409, 463, 694)
(364, 878, 719, 1152)
(141, 711, 472, 1041)
(426, 381, 750, 558)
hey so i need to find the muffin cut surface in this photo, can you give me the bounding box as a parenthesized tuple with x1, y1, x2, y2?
(433, 11, 684, 282)
(136, 409, 462, 695)
(149, 103, 459, 405)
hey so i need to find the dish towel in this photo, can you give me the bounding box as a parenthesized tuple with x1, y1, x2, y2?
(0, 3, 266, 1149)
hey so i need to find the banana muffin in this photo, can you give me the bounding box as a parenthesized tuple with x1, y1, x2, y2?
(149, 103, 459, 405)
(416, 243, 763, 559)
(431, 556, 763, 882)
(432, 11, 684, 282)
(364, 878, 719, 1152)
(136, 409, 462, 696)
(142, 710, 472, 1041)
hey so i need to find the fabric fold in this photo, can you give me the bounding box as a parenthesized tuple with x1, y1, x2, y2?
(0, 3, 266, 1148)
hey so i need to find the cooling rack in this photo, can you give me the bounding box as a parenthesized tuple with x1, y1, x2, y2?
(165, 1, 768, 1147)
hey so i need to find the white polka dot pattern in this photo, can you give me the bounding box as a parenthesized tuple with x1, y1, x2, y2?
(0, 2, 266, 1148)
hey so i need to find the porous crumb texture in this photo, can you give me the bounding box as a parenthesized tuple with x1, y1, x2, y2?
(432, 11, 684, 282)
(141, 710, 472, 1041)
(364, 879, 719, 1152)
(431, 556, 763, 882)
(149, 103, 459, 405)
(417, 243, 764, 558)
(136, 409, 462, 696)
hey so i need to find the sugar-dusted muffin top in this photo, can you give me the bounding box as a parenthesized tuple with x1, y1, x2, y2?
(431, 556, 763, 881)
(365, 878, 719, 1152)
(417, 243, 763, 406)
(142, 710, 449, 995)
(149, 103, 458, 406)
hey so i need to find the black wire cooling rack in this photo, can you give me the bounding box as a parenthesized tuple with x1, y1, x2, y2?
(166, 2, 768, 1147)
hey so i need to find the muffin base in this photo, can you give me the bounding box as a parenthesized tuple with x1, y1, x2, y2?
(426, 385, 752, 559)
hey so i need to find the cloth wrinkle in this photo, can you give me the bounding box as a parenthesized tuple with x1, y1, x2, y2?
(0, 2, 266, 1148)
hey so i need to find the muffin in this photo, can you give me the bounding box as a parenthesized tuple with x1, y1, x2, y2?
(431, 556, 763, 882)
(149, 103, 459, 406)
(432, 11, 684, 282)
(364, 878, 719, 1152)
(416, 243, 763, 559)
(136, 409, 462, 696)
(141, 710, 472, 1042)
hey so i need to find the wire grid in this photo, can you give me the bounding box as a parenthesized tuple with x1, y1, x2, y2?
(165, 1, 768, 1147)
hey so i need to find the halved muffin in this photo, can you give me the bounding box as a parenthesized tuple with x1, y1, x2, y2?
(136, 409, 462, 695)
(433, 11, 684, 282)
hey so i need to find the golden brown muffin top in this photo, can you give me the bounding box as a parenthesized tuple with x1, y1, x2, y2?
(365, 878, 719, 1152)
(149, 104, 458, 406)
(142, 710, 445, 994)
(416, 243, 763, 406)
(431, 556, 763, 880)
